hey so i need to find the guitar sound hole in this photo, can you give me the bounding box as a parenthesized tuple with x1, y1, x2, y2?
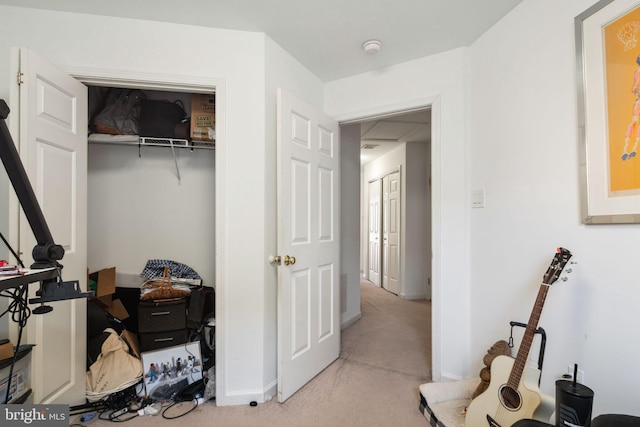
(499, 385, 522, 410)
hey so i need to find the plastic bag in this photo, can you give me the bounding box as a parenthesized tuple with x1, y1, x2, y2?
(93, 89, 146, 135)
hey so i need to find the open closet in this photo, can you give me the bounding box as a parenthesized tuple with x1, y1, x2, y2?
(85, 84, 218, 384)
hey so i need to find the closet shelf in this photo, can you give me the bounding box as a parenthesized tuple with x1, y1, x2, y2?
(88, 134, 215, 150)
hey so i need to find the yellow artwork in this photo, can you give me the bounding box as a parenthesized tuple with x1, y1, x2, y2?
(605, 6, 640, 194)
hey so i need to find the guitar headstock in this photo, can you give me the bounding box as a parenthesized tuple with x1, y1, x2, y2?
(543, 247, 574, 285)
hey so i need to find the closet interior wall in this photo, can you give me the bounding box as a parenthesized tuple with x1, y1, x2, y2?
(86, 86, 216, 288)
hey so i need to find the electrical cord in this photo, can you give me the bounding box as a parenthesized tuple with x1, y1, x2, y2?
(0, 231, 25, 268)
(0, 284, 30, 404)
(161, 399, 199, 419)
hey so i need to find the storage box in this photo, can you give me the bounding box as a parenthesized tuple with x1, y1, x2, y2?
(0, 367, 27, 404)
(88, 267, 116, 298)
(138, 300, 187, 333)
(0, 339, 13, 361)
(121, 330, 141, 359)
(0, 346, 31, 404)
(190, 94, 215, 142)
(139, 329, 188, 352)
(87, 267, 129, 320)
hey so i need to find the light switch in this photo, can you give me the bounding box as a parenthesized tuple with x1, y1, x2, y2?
(471, 189, 485, 208)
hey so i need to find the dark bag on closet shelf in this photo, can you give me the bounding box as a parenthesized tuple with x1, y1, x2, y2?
(139, 99, 187, 138)
(93, 88, 146, 135)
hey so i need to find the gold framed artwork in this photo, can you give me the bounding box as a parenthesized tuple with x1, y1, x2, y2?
(577, 0, 640, 223)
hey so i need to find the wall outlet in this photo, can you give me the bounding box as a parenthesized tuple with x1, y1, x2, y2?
(567, 365, 585, 383)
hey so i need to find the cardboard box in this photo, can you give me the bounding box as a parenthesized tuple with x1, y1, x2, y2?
(0, 340, 13, 361)
(105, 298, 130, 321)
(190, 93, 215, 142)
(121, 330, 141, 359)
(87, 267, 129, 320)
(88, 267, 116, 298)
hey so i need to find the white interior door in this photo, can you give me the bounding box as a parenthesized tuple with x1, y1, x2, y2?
(368, 179, 381, 286)
(382, 171, 400, 294)
(276, 88, 340, 402)
(16, 48, 88, 404)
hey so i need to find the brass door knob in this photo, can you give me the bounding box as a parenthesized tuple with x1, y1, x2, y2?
(284, 255, 296, 266)
(270, 256, 282, 265)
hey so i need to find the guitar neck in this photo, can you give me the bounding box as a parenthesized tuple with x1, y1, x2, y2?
(507, 283, 550, 390)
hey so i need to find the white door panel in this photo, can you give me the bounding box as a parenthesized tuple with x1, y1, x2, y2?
(382, 171, 400, 294)
(368, 180, 381, 286)
(277, 88, 340, 402)
(17, 48, 87, 404)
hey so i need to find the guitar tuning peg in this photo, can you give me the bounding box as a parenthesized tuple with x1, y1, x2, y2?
(565, 268, 572, 273)
(561, 276, 568, 282)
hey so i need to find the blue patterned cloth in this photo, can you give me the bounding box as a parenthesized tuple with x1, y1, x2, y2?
(140, 259, 201, 280)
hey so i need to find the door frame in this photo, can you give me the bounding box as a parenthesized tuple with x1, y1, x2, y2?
(334, 95, 441, 381)
(41, 66, 230, 403)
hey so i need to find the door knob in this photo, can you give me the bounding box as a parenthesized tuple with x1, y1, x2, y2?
(270, 255, 281, 265)
(284, 255, 296, 266)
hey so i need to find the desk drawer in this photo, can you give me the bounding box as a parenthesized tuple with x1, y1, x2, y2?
(139, 329, 188, 352)
(138, 300, 186, 333)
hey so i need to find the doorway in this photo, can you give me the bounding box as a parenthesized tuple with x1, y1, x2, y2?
(339, 105, 432, 377)
(358, 108, 431, 300)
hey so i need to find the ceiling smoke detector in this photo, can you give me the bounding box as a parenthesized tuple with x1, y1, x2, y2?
(362, 39, 382, 55)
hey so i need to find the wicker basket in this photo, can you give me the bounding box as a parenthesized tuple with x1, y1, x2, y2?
(140, 267, 190, 302)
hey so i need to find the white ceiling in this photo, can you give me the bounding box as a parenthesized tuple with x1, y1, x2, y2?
(359, 109, 431, 165)
(0, 0, 523, 82)
(0, 0, 521, 164)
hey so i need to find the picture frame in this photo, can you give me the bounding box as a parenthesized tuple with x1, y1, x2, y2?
(576, 0, 640, 223)
(140, 341, 203, 400)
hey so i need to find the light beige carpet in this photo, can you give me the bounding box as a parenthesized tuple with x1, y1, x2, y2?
(73, 280, 431, 427)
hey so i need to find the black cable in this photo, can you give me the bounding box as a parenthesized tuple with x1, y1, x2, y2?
(161, 399, 198, 419)
(1, 284, 30, 404)
(0, 231, 25, 268)
(90, 383, 145, 423)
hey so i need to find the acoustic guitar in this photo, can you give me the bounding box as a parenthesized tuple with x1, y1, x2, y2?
(465, 247, 574, 427)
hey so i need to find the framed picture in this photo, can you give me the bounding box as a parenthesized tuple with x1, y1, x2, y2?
(576, 0, 640, 223)
(140, 342, 203, 400)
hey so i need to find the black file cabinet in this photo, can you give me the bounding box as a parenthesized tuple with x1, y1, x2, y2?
(137, 299, 188, 352)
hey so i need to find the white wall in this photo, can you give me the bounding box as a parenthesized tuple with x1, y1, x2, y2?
(469, 0, 640, 417)
(340, 123, 362, 327)
(0, 5, 267, 406)
(405, 142, 430, 299)
(87, 144, 216, 282)
(328, 0, 640, 416)
(326, 48, 471, 380)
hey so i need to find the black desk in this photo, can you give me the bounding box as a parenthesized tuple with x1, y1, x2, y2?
(0, 268, 57, 292)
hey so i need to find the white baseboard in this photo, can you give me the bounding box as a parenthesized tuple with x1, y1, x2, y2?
(341, 311, 361, 329)
(440, 372, 465, 382)
(220, 379, 277, 406)
(400, 292, 428, 300)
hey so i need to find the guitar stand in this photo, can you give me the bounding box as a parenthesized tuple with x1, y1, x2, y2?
(509, 320, 546, 385)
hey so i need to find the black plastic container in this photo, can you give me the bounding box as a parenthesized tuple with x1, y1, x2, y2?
(556, 379, 594, 427)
